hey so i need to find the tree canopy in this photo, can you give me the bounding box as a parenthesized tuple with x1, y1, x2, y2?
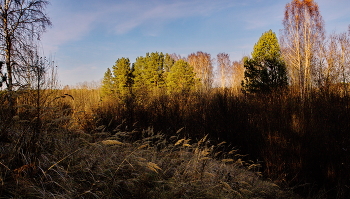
(132, 52, 167, 95)
(242, 30, 288, 93)
(101, 68, 114, 98)
(112, 57, 132, 97)
(281, 0, 325, 96)
(187, 52, 213, 91)
(0, 0, 51, 91)
(166, 59, 196, 94)
(101, 52, 202, 98)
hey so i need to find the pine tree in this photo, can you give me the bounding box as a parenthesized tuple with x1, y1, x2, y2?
(145, 52, 165, 89)
(112, 57, 132, 98)
(242, 30, 288, 93)
(101, 68, 115, 98)
(166, 59, 196, 94)
(132, 52, 166, 95)
(132, 56, 147, 94)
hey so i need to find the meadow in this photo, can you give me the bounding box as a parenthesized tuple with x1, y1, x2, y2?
(0, 85, 349, 198)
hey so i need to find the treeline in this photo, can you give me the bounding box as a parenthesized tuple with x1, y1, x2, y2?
(102, 53, 196, 99)
(101, 51, 244, 99)
(95, 1, 350, 198)
(1, 0, 350, 198)
(101, 1, 350, 99)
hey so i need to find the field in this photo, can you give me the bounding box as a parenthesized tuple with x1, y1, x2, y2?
(1, 86, 349, 198)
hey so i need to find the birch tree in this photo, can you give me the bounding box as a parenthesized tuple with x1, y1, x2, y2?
(217, 53, 231, 90)
(187, 51, 213, 91)
(316, 29, 350, 94)
(231, 60, 245, 94)
(280, 0, 325, 96)
(335, 29, 350, 93)
(0, 0, 51, 91)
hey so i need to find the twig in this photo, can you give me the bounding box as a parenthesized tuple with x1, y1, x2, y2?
(0, 161, 10, 171)
(45, 147, 85, 174)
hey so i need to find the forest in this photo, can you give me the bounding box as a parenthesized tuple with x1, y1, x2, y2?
(1, 0, 350, 198)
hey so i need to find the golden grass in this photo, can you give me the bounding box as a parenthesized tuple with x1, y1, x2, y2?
(101, 139, 124, 145)
(1, 85, 350, 198)
(0, 118, 297, 198)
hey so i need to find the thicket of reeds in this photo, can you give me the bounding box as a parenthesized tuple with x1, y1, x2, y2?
(0, 85, 349, 198)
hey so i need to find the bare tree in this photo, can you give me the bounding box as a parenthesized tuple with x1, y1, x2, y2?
(169, 53, 184, 62)
(0, 0, 51, 91)
(217, 53, 231, 90)
(337, 28, 350, 93)
(231, 59, 244, 94)
(280, 0, 325, 96)
(312, 27, 350, 95)
(314, 33, 340, 91)
(187, 51, 213, 91)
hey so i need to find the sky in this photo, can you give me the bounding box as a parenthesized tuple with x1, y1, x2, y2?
(40, 0, 350, 86)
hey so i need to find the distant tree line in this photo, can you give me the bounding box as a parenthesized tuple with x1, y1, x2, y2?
(102, 0, 350, 99)
(242, 0, 350, 96)
(280, 0, 350, 97)
(102, 52, 197, 99)
(101, 52, 246, 99)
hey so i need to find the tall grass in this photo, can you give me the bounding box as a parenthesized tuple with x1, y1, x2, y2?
(89, 88, 350, 198)
(0, 88, 297, 198)
(1, 85, 349, 198)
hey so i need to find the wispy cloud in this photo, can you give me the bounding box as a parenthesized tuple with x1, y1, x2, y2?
(40, 0, 350, 86)
(93, 0, 238, 35)
(41, 2, 100, 53)
(240, 1, 286, 30)
(42, 0, 238, 52)
(317, 0, 350, 32)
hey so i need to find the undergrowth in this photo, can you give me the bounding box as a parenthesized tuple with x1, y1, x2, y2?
(0, 121, 296, 198)
(1, 87, 349, 198)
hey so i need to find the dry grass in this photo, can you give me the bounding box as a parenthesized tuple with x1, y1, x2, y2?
(87, 89, 350, 198)
(0, 124, 297, 198)
(1, 86, 350, 198)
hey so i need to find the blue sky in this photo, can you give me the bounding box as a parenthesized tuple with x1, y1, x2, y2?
(41, 0, 350, 86)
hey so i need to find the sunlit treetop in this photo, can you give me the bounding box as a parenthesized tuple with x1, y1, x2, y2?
(252, 30, 281, 61)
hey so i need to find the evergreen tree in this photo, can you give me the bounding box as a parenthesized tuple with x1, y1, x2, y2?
(145, 52, 165, 89)
(242, 30, 288, 93)
(132, 56, 147, 94)
(112, 57, 132, 98)
(166, 59, 196, 94)
(101, 68, 115, 98)
(132, 52, 166, 95)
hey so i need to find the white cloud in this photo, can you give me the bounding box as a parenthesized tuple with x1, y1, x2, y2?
(240, 1, 286, 30)
(41, 0, 104, 54)
(98, 0, 238, 35)
(317, 0, 350, 33)
(41, 0, 238, 52)
(42, 14, 98, 52)
(39, 0, 350, 86)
